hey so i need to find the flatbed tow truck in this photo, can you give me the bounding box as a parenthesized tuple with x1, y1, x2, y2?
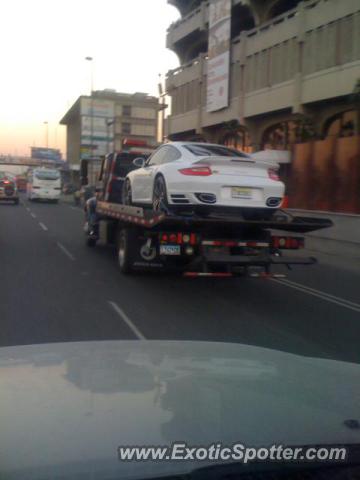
(85, 200, 333, 277)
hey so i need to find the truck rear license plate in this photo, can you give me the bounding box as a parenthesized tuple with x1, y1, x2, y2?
(231, 187, 252, 199)
(160, 245, 181, 256)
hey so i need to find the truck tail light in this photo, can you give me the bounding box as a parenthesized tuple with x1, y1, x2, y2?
(272, 236, 304, 249)
(281, 195, 289, 208)
(268, 168, 280, 181)
(178, 166, 212, 176)
(160, 232, 199, 245)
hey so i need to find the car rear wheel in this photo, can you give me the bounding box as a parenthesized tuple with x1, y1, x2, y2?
(13, 198, 19, 205)
(123, 179, 133, 205)
(152, 175, 169, 213)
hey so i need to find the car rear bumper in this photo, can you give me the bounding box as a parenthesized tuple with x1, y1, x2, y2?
(167, 204, 278, 219)
(30, 193, 60, 200)
(0, 193, 18, 200)
(167, 176, 285, 209)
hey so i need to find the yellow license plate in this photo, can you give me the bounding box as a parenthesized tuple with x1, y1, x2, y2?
(231, 187, 252, 199)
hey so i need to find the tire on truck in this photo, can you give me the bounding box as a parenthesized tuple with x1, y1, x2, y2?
(116, 227, 139, 274)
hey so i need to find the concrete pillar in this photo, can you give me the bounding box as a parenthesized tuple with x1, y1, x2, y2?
(293, 1, 306, 114)
(196, 53, 206, 134)
(237, 32, 247, 124)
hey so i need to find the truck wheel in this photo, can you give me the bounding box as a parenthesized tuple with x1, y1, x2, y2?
(117, 228, 137, 274)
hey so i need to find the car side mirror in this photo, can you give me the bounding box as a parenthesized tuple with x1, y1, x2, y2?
(133, 157, 146, 168)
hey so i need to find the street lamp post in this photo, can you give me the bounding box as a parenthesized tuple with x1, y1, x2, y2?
(43, 121, 49, 148)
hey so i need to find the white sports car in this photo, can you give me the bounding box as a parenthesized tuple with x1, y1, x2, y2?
(123, 142, 285, 219)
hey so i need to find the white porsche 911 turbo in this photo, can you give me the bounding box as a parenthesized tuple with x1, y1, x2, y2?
(123, 142, 285, 219)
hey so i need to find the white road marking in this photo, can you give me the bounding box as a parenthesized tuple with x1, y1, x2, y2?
(108, 301, 146, 340)
(30, 212, 37, 219)
(39, 222, 48, 231)
(272, 278, 360, 314)
(57, 242, 75, 261)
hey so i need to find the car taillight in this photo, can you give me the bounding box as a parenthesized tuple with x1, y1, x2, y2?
(268, 168, 280, 181)
(3, 180, 10, 184)
(178, 166, 212, 176)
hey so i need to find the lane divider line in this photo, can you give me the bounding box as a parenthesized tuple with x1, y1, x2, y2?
(108, 301, 146, 340)
(271, 278, 360, 314)
(30, 212, 37, 219)
(57, 242, 75, 261)
(39, 222, 48, 232)
(272, 277, 360, 309)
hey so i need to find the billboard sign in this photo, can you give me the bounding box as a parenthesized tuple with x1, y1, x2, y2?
(80, 116, 114, 159)
(31, 147, 62, 162)
(206, 0, 231, 112)
(80, 98, 114, 118)
(80, 98, 114, 159)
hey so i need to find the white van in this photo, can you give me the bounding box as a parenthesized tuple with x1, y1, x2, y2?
(27, 168, 61, 202)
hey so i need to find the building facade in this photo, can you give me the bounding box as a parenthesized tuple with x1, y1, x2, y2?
(165, 0, 360, 213)
(60, 90, 160, 166)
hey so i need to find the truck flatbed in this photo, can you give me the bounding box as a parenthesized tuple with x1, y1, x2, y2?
(96, 201, 333, 234)
(85, 200, 335, 275)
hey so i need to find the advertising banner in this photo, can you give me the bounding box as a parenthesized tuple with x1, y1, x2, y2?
(31, 147, 62, 162)
(206, 0, 231, 112)
(80, 98, 114, 118)
(80, 116, 114, 159)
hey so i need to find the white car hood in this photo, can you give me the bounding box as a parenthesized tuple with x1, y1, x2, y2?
(1, 340, 359, 479)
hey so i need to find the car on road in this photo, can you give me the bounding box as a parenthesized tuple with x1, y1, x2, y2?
(0, 172, 19, 204)
(27, 167, 61, 203)
(123, 142, 285, 219)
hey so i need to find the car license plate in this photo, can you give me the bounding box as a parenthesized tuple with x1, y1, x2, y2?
(160, 245, 181, 256)
(231, 187, 252, 199)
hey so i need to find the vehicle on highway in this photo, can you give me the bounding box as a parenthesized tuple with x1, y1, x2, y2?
(15, 174, 27, 192)
(1, 340, 359, 479)
(123, 142, 285, 220)
(26, 167, 61, 203)
(0, 172, 19, 204)
(84, 193, 331, 275)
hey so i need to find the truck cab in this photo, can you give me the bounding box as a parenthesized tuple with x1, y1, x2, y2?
(97, 139, 155, 204)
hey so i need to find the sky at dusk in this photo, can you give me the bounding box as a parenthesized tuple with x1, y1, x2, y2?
(0, 0, 180, 157)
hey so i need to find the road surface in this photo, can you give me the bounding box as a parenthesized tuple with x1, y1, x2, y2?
(0, 197, 359, 364)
